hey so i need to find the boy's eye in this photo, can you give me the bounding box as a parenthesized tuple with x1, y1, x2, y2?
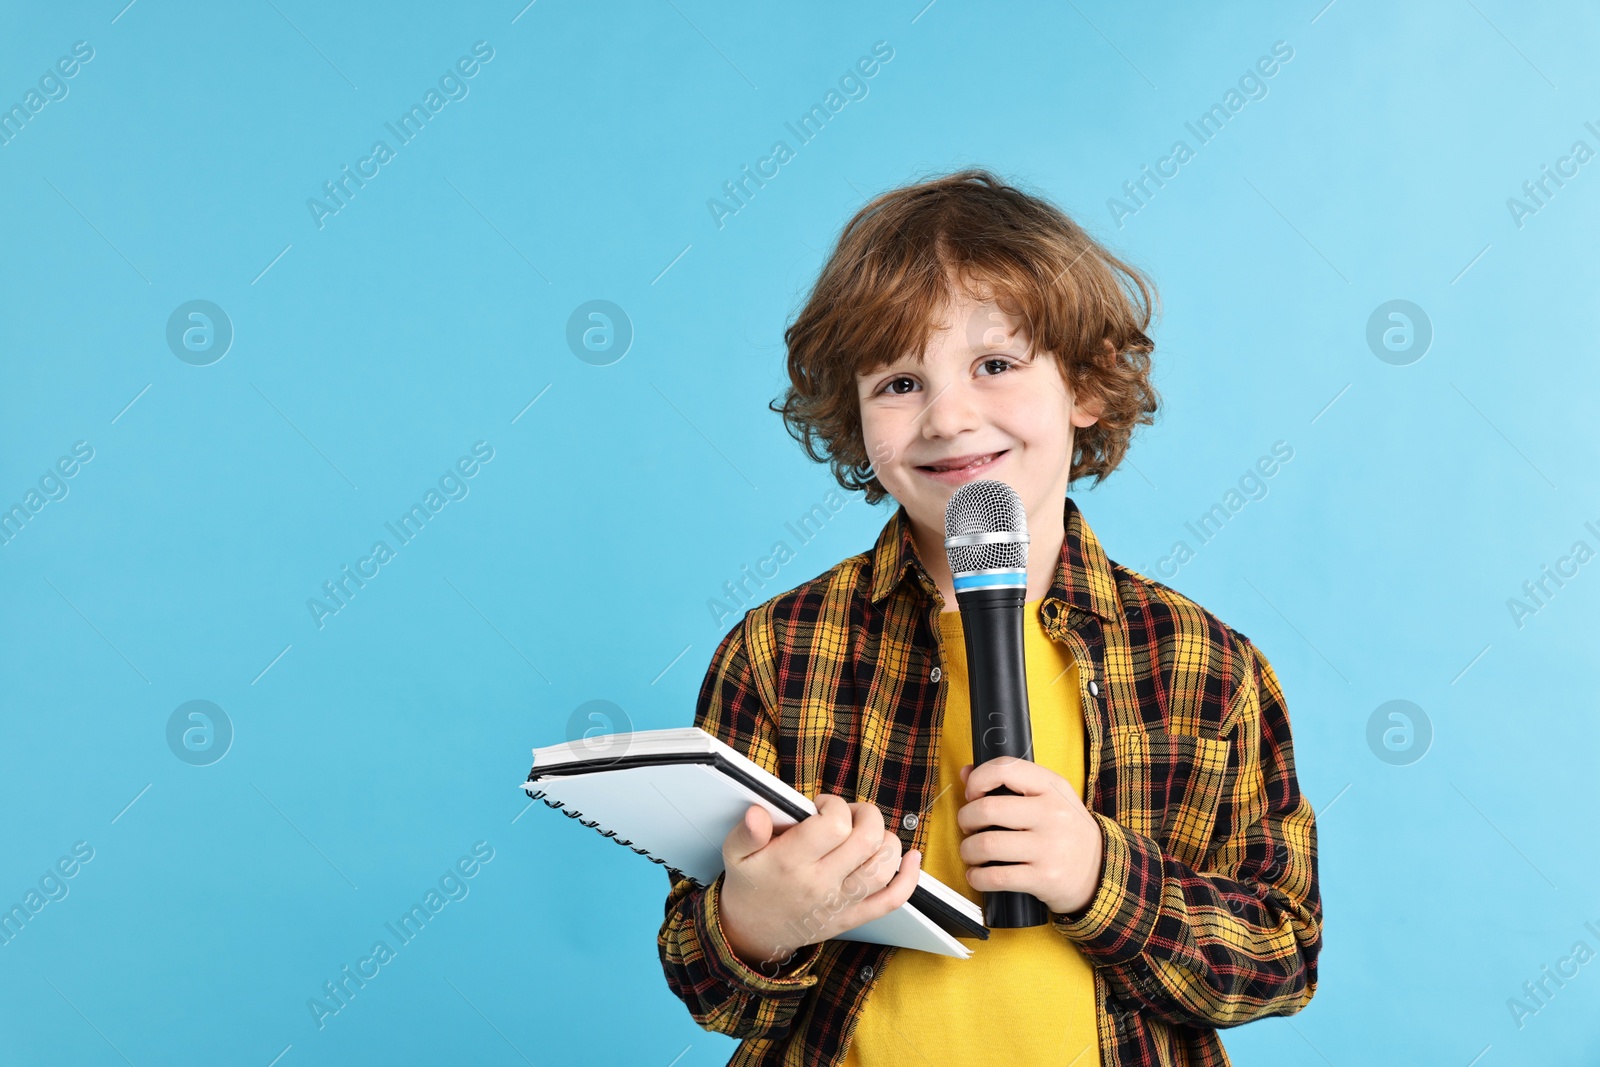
(873, 359, 1014, 395)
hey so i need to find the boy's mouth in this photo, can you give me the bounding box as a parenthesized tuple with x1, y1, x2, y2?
(916, 450, 1007, 482)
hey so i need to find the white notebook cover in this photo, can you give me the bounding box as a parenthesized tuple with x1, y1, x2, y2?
(521, 726, 985, 959)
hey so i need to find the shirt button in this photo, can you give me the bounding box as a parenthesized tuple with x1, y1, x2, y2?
(1087, 679, 1100, 698)
(858, 964, 875, 983)
(902, 812, 919, 830)
(929, 666, 942, 683)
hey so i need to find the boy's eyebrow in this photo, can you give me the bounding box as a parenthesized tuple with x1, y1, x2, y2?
(858, 354, 920, 377)
(856, 336, 1039, 380)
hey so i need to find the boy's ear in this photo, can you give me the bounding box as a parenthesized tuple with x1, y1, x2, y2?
(1064, 340, 1111, 429)
(1071, 386, 1104, 429)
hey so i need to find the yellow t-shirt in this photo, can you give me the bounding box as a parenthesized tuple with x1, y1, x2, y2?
(841, 598, 1101, 1066)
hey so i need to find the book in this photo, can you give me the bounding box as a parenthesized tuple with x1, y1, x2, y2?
(519, 726, 988, 959)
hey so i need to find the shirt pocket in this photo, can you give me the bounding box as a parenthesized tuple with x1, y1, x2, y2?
(1103, 726, 1233, 870)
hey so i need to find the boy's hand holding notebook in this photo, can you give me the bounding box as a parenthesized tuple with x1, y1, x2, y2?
(718, 791, 925, 971)
(519, 726, 987, 960)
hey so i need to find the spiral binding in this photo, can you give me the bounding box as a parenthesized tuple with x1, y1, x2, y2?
(524, 781, 704, 888)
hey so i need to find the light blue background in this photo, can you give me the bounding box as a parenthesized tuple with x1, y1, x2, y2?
(2, 1, 1597, 1064)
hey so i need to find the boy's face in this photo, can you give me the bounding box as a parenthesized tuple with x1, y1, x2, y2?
(855, 287, 1101, 551)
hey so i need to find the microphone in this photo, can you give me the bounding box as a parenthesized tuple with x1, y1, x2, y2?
(944, 479, 1049, 928)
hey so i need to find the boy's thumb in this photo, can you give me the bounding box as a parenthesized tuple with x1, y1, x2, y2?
(731, 804, 772, 856)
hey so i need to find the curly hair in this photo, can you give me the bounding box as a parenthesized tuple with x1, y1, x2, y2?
(770, 168, 1161, 506)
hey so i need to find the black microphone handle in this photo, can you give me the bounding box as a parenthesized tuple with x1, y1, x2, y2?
(954, 584, 1050, 929)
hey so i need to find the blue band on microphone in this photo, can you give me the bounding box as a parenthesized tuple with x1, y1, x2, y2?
(953, 569, 1026, 592)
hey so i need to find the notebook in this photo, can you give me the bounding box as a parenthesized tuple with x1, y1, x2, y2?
(519, 726, 988, 959)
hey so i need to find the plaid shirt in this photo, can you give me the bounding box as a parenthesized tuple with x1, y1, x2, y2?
(658, 494, 1321, 1066)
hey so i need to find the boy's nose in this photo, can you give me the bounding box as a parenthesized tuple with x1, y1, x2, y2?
(918, 379, 982, 440)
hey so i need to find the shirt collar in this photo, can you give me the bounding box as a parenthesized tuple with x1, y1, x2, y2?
(867, 493, 1124, 625)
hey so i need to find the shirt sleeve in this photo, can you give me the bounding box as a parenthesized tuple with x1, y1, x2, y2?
(656, 621, 827, 1039)
(1050, 635, 1323, 1028)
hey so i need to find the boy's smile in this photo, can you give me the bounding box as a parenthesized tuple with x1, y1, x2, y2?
(856, 283, 1102, 607)
(914, 448, 1008, 484)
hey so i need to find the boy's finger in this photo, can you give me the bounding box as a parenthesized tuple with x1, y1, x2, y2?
(965, 755, 1049, 799)
(855, 848, 922, 919)
(781, 793, 856, 864)
(818, 799, 889, 884)
(840, 833, 900, 901)
(724, 803, 772, 861)
(954, 793, 1037, 835)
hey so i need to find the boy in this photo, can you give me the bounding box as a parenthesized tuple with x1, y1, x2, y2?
(658, 169, 1321, 1066)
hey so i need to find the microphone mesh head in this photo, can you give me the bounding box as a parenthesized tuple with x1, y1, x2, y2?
(944, 479, 1029, 573)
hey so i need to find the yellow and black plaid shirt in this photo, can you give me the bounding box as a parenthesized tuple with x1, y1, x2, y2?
(658, 494, 1321, 1066)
